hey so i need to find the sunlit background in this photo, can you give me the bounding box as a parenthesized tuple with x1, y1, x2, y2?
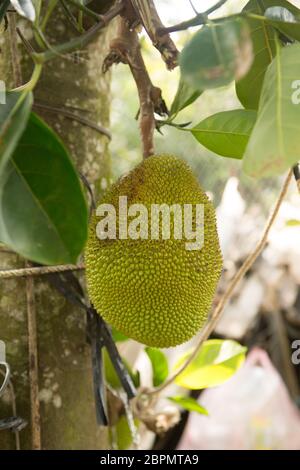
(110, 0, 276, 209)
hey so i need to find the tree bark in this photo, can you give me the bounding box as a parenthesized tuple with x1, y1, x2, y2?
(0, 6, 115, 449)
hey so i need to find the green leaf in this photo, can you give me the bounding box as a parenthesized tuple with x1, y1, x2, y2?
(145, 347, 169, 387)
(103, 348, 140, 389)
(265, 6, 300, 42)
(179, 17, 253, 91)
(0, 91, 33, 174)
(10, 0, 36, 21)
(168, 396, 209, 415)
(236, 0, 300, 109)
(0, 113, 88, 264)
(266, 5, 296, 23)
(243, 42, 300, 177)
(111, 415, 139, 450)
(170, 77, 202, 116)
(191, 109, 257, 159)
(111, 327, 128, 343)
(286, 219, 300, 226)
(174, 339, 246, 390)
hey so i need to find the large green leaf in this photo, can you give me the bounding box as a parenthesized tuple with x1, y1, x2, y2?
(243, 42, 300, 177)
(0, 91, 33, 174)
(179, 17, 253, 91)
(265, 6, 300, 41)
(145, 347, 169, 387)
(168, 396, 208, 415)
(174, 339, 246, 390)
(236, 0, 300, 109)
(191, 109, 257, 159)
(0, 113, 88, 264)
(170, 77, 202, 117)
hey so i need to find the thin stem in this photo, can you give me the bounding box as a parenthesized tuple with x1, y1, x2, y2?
(33, 102, 111, 139)
(12, 63, 43, 92)
(158, 0, 229, 34)
(68, 0, 101, 21)
(149, 169, 293, 396)
(34, 1, 124, 63)
(103, 16, 168, 157)
(189, 0, 199, 15)
(40, 0, 59, 31)
(60, 0, 84, 33)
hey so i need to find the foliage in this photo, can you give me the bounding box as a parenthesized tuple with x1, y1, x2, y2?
(168, 396, 208, 416)
(0, 113, 88, 264)
(1, 0, 298, 261)
(1, 0, 299, 448)
(173, 339, 246, 389)
(145, 347, 169, 387)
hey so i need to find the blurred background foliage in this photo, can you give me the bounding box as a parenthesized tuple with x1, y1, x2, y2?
(109, 0, 279, 210)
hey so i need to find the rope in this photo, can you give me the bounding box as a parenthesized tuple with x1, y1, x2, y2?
(0, 263, 85, 279)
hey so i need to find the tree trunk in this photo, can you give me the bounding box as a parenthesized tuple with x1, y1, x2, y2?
(0, 6, 114, 449)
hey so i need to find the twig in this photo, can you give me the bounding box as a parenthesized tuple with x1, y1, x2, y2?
(67, 0, 101, 21)
(189, 0, 199, 15)
(25, 262, 41, 450)
(60, 0, 84, 33)
(34, 1, 124, 62)
(33, 102, 111, 139)
(0, 263, 85, 279)
(130, 0, 178, 70)
(158, 0, 228, 35)
(103, 16, 167, 158)
(149, 169, 293, 395)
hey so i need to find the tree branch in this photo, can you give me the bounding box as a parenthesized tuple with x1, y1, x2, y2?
(158, 0, 228, 35)
(129, 0, 178, 70)
(103, 15, 167, 158)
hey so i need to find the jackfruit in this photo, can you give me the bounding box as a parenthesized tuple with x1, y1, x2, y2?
(85, 155, 222, 348)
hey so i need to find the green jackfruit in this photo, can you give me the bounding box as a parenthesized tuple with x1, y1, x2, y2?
(85, 155, 222, 348)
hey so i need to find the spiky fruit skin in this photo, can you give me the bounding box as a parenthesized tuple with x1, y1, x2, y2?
(85, 155, 222, 348)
